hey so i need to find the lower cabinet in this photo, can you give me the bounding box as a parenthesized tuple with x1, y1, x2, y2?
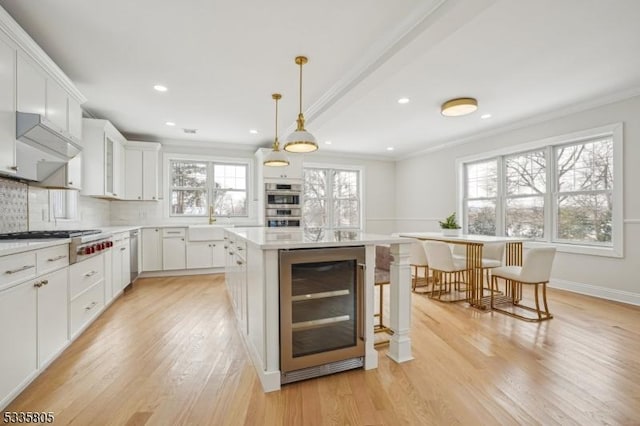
(0, 281, 37, 408)
(37, 268, 69, 368)
(186, 241, 225, 269)
(112, 233, 130, 293)
(142, 228, 162, 271)
(162, 228, 186, 270)
(69, 253, 105, 338)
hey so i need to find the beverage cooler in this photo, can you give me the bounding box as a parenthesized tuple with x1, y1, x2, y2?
(279, 246, 365, 384)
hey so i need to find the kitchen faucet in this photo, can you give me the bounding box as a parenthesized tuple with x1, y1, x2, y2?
(209, 206, 216, 224)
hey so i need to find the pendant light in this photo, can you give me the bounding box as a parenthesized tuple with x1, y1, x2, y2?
(284, 56, 318, 153)
(264, 93, 289, 167)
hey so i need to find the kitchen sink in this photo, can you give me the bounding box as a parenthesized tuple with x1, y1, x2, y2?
(187, 224, 232, 241)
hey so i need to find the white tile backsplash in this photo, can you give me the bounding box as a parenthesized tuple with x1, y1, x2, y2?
(27, 186, 111, 230)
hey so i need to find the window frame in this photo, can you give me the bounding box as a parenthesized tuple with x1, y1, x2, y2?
(49, 190, 78, 222)
(165, 153, 253, 220)
(303, 163, 364, 231)
(456, 123, 623, 258)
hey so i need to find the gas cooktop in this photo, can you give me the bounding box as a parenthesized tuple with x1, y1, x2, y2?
(0, 230, 102, 240)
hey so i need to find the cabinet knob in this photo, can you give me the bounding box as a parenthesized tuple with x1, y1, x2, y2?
(152, 196, 156, 200)
(9, 165, 18, 171)
(68, 181, 73, 185)
(138, 196, 141, 200)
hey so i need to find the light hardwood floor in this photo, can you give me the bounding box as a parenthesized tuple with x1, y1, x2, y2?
(4, 275, 640, 425)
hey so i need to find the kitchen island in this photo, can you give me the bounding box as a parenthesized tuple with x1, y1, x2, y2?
(224, 227, 414, 392)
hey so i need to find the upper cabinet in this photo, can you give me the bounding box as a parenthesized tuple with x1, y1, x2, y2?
(255, 148, 304, 181)
(81, 118, 126, 198)
(124, 141, 161, 201)
(16, 54, 45, 116)
(0, 8, 86, 179)
(0, 36, 16, 175)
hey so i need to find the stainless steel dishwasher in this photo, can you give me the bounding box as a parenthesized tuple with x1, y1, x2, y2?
(130, 229, 139, 283)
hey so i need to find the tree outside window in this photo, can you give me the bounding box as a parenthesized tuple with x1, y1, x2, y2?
(303, 168, 361, 230)
(170, 160, 247, 217)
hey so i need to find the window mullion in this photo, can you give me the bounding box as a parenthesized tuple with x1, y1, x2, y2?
(496, 156, 505, 236)
(547, 145, 555, 242)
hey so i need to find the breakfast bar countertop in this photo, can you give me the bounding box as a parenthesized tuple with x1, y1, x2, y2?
(227, 227, 410, 250)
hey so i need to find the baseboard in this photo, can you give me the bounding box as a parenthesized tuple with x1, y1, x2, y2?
(139, 268, 224, 278)
(550, 279, 640, 306)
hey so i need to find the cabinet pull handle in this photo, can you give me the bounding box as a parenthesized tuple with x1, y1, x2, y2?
(166, 231, 182, 234)
(85, 270, 98, 277)
(121, 247, 126, 251)
(41, 279, 49, 286)
(34, 281, 43, 288)
(5, 265, 35, 275)
(223, 245, 228, 249)
(9, 165, 18, 171)
(229, 251, 234, 255)
(237, 247, 244, 251)
(48, 255, 67, 262)
(138, 196, 142, 200)
(85, 301, 97, 311)
(357, 263, 365, 342)
(236, 260, 243, 265)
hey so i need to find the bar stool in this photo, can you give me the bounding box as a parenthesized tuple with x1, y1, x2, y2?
(374, 245, 393, 346)
(491, 247, 556, 322)
(410, 242, 430, 293)
(452, 242, 505, 292)
(424, 241, 471, 303)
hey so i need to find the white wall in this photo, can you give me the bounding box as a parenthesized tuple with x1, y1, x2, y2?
(395, 95, 640, 304)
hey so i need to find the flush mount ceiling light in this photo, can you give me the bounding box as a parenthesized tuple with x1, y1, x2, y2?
(264, 93, 289, 167)
(284, 56, 318, 153)
(441, 97, 478, 117)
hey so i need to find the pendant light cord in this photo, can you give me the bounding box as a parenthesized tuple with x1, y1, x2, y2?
(275, 96, 279, 143)
(299, 61, 303, 115)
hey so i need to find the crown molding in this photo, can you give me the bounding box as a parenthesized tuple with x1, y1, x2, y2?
(398, 87, 640, 161)
(0, 5, 86, 103)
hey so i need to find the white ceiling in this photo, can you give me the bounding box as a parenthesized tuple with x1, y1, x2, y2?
(2, 0, 640, 159)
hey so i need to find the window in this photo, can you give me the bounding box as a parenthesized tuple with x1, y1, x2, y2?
(50, 190, 78, 221)
(460, 124, 622, 256)
(169, 160, 248, 217)
(303, 167, 361, 230)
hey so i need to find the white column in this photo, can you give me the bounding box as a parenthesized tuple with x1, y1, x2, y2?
(363, 245, 377, 369)
(388, 242, 413, 363)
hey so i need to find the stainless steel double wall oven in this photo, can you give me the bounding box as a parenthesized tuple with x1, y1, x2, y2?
(265, 182, 302, 227)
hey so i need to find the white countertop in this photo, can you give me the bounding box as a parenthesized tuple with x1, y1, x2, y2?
(0, 239, 71, 256)
(399, 231, 526, 243)
(227, 227, 412, 249)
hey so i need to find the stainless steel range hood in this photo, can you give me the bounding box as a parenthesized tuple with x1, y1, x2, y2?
(17, 112, 81, 159)
(15, 112, 82, 186)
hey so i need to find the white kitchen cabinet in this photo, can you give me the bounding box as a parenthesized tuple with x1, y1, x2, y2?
(141, 228, 162, 271)
(255, 147, 304, 181)
(163, 228, 186, 270)
(66, 152, 82, 190)
(37, 267, 69, 368)
(104, 243, 113, 303)
(81, 118, 126, 198)
(0, 281, 37, 409)
(0, 36, 16, 176)
(16, 54, 45, 115)
(68, 97, 82, 141)
(111, 232, 130, 293)
(124, 142, 160, 201)
(186, 241, 225, 269)
(45, 78, 68, 133)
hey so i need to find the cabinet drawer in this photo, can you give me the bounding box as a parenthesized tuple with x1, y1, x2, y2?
(112, 232, 130, 246)
(36, 244, 69, 275)
(70, 280, 104, 337)
(69, 255, 104, 299)
(0, 251, 37, 290)
(163, 228, 186, 237)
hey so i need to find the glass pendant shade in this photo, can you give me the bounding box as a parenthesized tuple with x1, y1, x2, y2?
(284, 56, 318, 153)
(264, 93, 290, 167)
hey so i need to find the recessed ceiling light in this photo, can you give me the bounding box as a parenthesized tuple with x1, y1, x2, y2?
(325, 140, 332, 145)
(165, 121, 176, 126)
(481, 113, 492, 119)
(249, 129, 259, 134)
(386, 147, 394, 151)
(441, 97, 478, 116)
(153, 85, 168, 92)
(397, 97, 410, 104)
